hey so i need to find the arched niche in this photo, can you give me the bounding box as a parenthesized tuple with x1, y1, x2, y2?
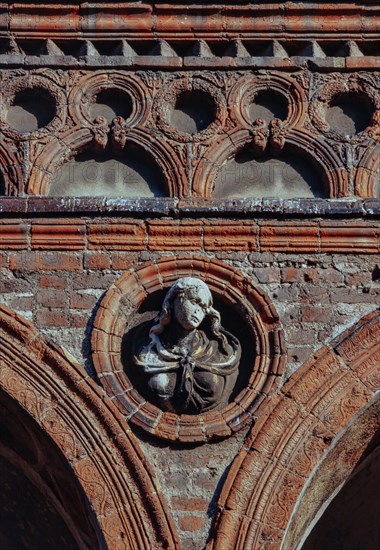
(355, 142, 380, 198)
(302, 446, 380, 549)
(213, 144, 326, 199)
(0, 387, 102, 549)
(29, 127, 188, 197)
(48, 143, 166, 198)
(193, 129, 346, 199)
(376, 175, 380, 198)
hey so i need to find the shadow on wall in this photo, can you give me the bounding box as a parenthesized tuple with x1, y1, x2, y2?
(214, 146, 326, 199)
(48, 144, 166, 197)
(0, 388, 103, 549)
(301, 438, 380, 550)
(375, 173, 380, 198)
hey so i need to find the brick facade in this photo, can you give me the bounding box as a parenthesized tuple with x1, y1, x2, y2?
(0, 2, 379, 549)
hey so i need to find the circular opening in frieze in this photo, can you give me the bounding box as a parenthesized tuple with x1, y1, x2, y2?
(7, 87, 56, 132)
(170, 90, 216, 134)
(326, 92, 374, 136)
(249, 90, 289, 123)
(89, 89, 133, 124)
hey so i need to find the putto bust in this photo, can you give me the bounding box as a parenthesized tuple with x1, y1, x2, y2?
(133, 277, 241, 415)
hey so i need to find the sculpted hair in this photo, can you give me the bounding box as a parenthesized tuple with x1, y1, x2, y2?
(150, 277, 231, 353)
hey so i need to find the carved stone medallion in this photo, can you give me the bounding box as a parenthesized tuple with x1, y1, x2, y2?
(91, 256, 285, 442)
(132, 277, 241, 415)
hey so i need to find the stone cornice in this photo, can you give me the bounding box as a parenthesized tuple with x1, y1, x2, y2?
(0, 197, 379, 219)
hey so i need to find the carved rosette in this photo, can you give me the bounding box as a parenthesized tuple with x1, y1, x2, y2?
(91, 256, 285, 443)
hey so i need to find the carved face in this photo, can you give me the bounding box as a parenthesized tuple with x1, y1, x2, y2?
(173, 289, 209, 331)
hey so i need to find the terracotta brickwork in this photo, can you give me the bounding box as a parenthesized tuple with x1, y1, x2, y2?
(0, 2, 379, 549)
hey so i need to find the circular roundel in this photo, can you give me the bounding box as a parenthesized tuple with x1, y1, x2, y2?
(229, 73, 307, 130)
(68, 71, 151, 128)
(91, 256, 285, 443)
(0, 73, 66, 140)
(154, 77, 227, 143)
(309, 74, 380, 142)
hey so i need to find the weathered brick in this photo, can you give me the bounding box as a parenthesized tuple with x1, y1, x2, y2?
(254, 267, 281, 284)
(287, 345, 314, 364)
(178, 515, 206, 532)
(0, 253, 8, 268)
(9, 295, 34, 311)
(148, 220, 202, 250)
(69, 312, 89, 328)
(301, 305, 333, 323)
(36, 308, 67, 327)
(37, 289, 67, 309)
(9, 252, 82, 271)
(0, 220, 28, 249)
(286, 328, 315, 345)
(39, 274, 67, 290)
(72, 272, 117, 290)
(70, 292, 98, 310)
(260, 223, 319, 253)
(31, 220, 86, 250)
(330, 287, 380, 304)
(171, 497, 209, 512)
(88, 220, 146, 250)
(111, 252, 139, 270)
(84, 252, 111, 270)
(320, 222, 379, 253)
(203, 220, 257, 251)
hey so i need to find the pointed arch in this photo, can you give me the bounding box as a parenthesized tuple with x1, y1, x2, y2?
(208, 309, 380, 549)
(0, 305, 179, 549)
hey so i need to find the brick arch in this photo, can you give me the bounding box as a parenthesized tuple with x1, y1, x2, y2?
(193, 127, 347, 199)
(208, 309, 380, 549)
(355, 141, 380, 198)
(283, 392, 380, 549)
(28, 126, 187, 197)
(0, 140, 24, 195)
(0, 304, 179, 550)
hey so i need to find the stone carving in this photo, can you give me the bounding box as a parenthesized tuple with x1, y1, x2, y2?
(92, 256, 284, 442)
(133, 277, 241, 414)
